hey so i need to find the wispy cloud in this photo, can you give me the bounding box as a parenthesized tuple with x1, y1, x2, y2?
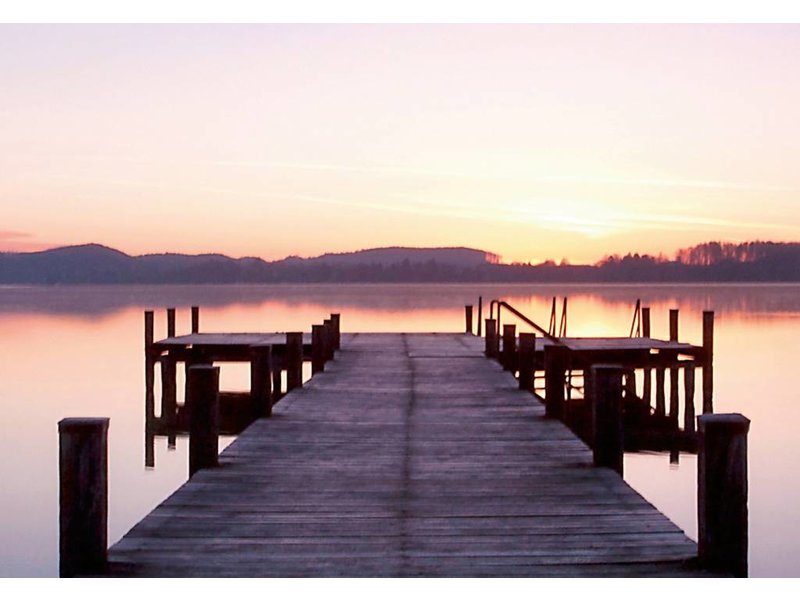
(51, 154, 800, 194)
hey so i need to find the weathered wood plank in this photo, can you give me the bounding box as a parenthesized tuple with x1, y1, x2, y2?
(108, 333, 706, 577)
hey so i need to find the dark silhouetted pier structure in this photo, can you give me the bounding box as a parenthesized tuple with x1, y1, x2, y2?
(60, 300, 749, 577)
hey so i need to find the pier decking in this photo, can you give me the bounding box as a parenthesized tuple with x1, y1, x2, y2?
(108, 333, 707, 577)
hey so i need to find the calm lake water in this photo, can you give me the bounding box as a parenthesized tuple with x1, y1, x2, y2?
(1, 283, 798, 577)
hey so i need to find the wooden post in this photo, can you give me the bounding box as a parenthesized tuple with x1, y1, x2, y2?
(59, 417, 109, 577)
(465, 305, 473, 334)
(698, 413, 750, 577)
(669, 309, 679, 342)
(477, 296, 483, 337)
(485, 319, 497, 358)
(167, 307, 176, 338)
(641, 307, 651, 407)
(160, 354, 177, 424)
(502, 324, 516, 372)
(144, 311, 155, 469)
(330, 313, 341, 350)
(286, 332, 304, 391)
(623, 370, 637, 405)
(191, 305, 200, 334)
(591, 365, 624, 476)
(667, 309, 680, 425)
(323, 319, 334, 361)
(144, 310, 154, 394)
(518, 333, 536, 391)
(312, 324, 325, 374)
(684, 365, 696, 433)
(250, 344, 273, 418)
(703, 311, 715, 414)
(669, 356, 680, 426)
(187, 365, 219, 476)
(272, 362, 283, 402)
(544, 345, 568, 420)
(655, 366, 666, 417)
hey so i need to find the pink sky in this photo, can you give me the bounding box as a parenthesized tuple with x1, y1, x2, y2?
(1, 24, 799, 263)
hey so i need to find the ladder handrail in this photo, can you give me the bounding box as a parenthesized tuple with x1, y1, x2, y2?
(488, 299, 562, 343)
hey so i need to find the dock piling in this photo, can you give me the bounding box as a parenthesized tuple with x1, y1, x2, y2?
(312, 324, 326, 374)
(590, 365, 624, 476)
(544, 345, 568, 420)
(191, 306, 200, 334)
(502, 324, 516, 371)
(684, 365, 696, 433)
(331, 313, 341, 350)
(477, 297, 483, 336)
(518, 333, 536, 391)
(485, 319, 497, 358)
(698, 413, 750, 577)
(655, 366, 666, 416)
(641, 307, 652, 406)
(250, 344, 273, 418)
(465, 305, 474, 334)
(58, 417, 109, 577)
(286, 332, 304, 391)
(187, 365, 220, 476)
(703, 311, 715, 414)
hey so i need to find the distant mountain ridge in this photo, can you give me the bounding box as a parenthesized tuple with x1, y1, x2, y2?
(1, 241, 799, 283)
(0, 244, 500, 284)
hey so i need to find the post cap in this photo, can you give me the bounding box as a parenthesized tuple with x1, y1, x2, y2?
(698, 413, 750, 434)
(58, 417, 110, 433)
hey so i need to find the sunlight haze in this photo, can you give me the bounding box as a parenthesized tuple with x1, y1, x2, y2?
(2, 24, 799, 263)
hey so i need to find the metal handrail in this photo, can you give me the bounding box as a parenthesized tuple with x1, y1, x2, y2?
(629, 298, 642, 338)
(488, 299, 561, 343)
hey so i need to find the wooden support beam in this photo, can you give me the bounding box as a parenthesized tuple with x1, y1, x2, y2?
(272, 365, 283, 403)
(590, 365, 624, 476)
(502, 324, 516, 372)
(698, 414, 750, 577)
(641, 307, 652, 409)
(250, 344, 273, 418)
(312, 324, 325, 374)
(518, 333, 536, 391)
(669, 354, 680, 426)
(187, 365, 220, 476)
(465, 305, 473, 335)
(485, 319, 497, 358)
(144, 310, 155, 469)
(160, 354, 177, 425)
(544, 345, 568, 420)
(624, 369, 637, 402)
(286, 332, 304, 391)
(655, 366, 666, 417)
(191, 306, 200, 334)
(684, 365, 696, 433)
(703, 311, 715, 414)
(58, 417, 109, 577)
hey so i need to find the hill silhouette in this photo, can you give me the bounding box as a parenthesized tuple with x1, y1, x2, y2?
(1, 241, 799, 284)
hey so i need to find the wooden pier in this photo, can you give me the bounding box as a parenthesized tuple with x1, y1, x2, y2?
(106, 332, 712, 577)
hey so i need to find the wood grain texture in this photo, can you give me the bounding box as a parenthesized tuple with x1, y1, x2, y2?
(108, 333, 708, 577)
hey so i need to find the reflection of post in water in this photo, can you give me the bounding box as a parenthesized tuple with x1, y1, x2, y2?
(703, 311, 714, 414)
(144, 310, 155, 468)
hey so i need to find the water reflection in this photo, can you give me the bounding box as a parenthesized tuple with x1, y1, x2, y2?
(0, 283, 798, 576)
